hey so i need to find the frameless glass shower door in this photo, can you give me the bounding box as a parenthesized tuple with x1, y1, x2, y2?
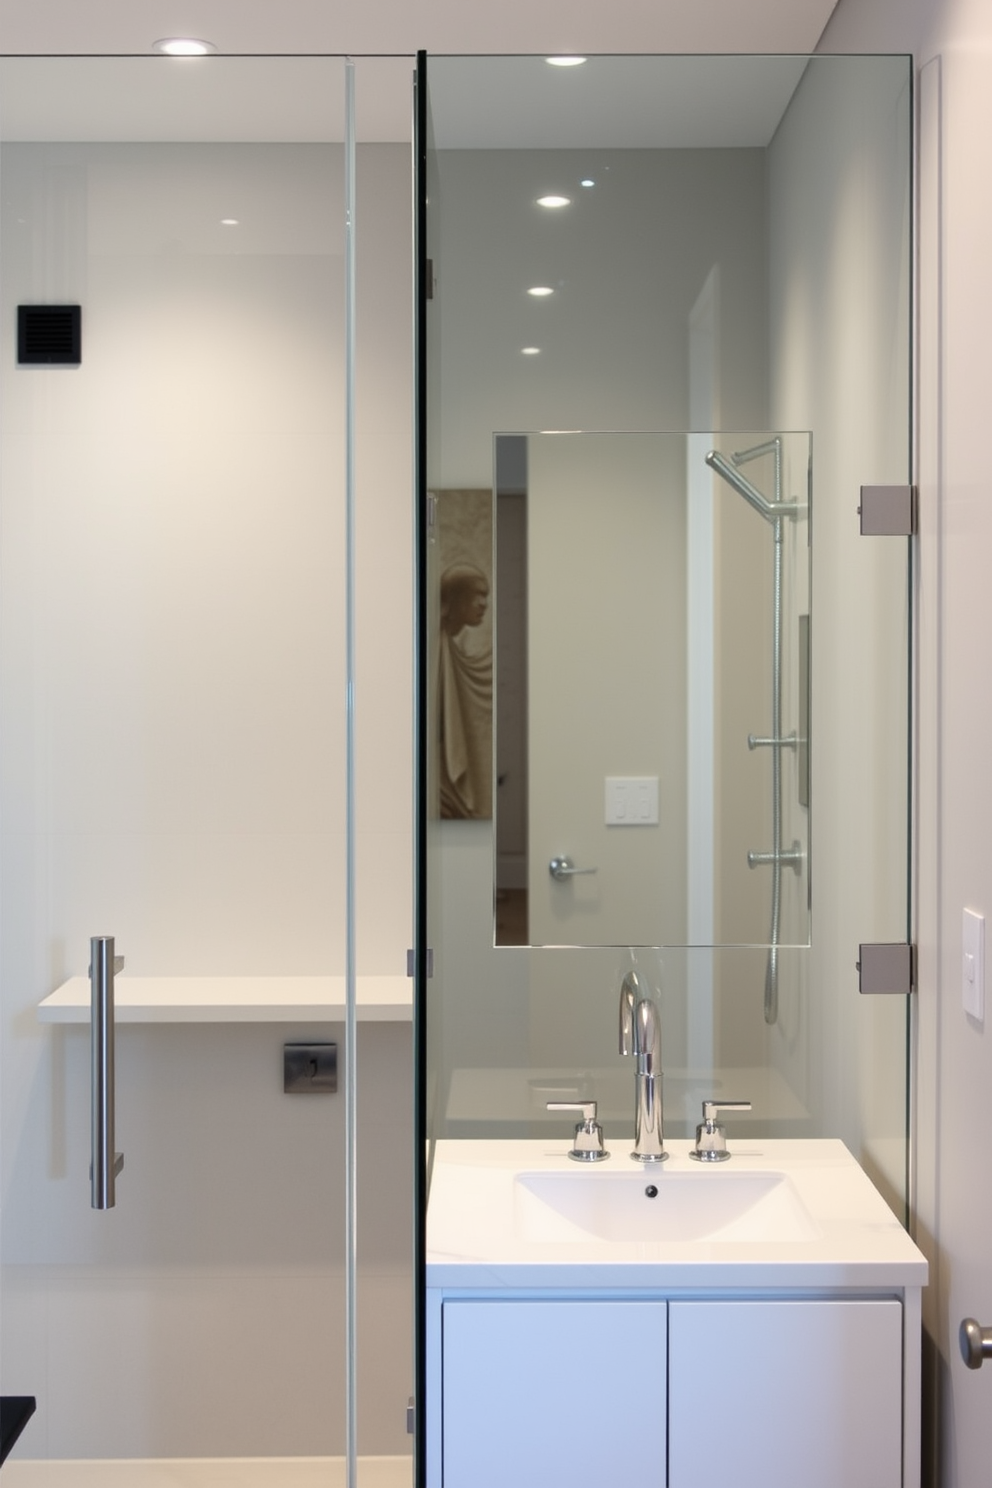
(417, 52, 912, 1215)
(0, 53, 416, 1481)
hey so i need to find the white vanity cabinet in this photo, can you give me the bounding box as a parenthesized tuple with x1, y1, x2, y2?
(432, 1293, 906, 1488)
(668, 1297, 903, 1488)
(425, 1140, 927, 1488)
(441, 1298, 667, 1488)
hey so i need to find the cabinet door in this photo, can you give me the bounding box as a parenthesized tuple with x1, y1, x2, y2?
(668, 1298, 903, 1488)
(442, 1299, 666, 1488)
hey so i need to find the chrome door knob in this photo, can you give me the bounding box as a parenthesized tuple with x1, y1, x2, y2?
(960, 1319, 992, 1369)
(549, 855, 598, 882)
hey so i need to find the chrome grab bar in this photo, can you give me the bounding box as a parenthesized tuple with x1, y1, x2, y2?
(90, 936, 124, 1210)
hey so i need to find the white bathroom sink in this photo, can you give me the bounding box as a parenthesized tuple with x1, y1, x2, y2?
(513, 1167, 821, 1243)
(426, 1138, 929, 1288)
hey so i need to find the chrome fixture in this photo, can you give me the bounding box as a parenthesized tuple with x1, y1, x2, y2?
(960, 1319, 992, 1370)
(549, 854, 598, 882)
(546, 1100, 609, 1162)
(690, 1099, 752, 1161)
(705, 438, 805, 1025)
(89, 936, 124, 1210)
(618, 970, 667, 1163)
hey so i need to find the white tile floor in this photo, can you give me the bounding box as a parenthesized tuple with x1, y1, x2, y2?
(4, 1459, 412, 1488)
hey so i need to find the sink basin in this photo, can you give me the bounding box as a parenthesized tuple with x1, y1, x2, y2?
(514, 1167, 821, 1243)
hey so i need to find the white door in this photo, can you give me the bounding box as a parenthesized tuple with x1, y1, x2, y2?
(527, 433, 688, 947)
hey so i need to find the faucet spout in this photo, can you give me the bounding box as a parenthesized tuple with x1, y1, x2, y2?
(618, 970, 667, 1163)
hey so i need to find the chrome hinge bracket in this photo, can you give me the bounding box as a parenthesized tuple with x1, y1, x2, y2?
(407, 947, 434, 978)
(859, 484, 918, 536)
(857, 942, 916, 994)
(406, 1397, 416, 1435)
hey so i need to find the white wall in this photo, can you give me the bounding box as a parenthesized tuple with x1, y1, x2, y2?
(0, 140, 413, 1458)
(818, 3, 992, 1484)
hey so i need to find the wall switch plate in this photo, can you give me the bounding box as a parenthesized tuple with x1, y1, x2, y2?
(605, 776, 659, 825)
(963, 909, 985, 1022)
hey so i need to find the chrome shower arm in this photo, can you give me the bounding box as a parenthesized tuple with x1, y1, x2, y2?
(705, 450, 802, 523)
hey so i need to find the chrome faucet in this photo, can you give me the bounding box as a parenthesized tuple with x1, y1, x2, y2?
(618, 970, 667, 1163)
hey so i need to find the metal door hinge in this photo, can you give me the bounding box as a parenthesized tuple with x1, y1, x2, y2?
(407, 947, 434, 977)
(859, 485, 917, 536)
(406, 1397, 416, 1434)
(857, 942, 916, 994)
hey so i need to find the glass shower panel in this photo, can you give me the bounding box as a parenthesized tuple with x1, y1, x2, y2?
(0, 55, 354, 1471)
(418, 53, 911, 1206)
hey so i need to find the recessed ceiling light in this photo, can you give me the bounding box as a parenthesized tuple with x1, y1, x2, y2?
(537, 196, 571, 209)
(528, 286, 554, 297)
(152, 38, 217, 56)
(580, 179, 595, 188)
(546, 56, 586, 67)
(521, 347, 541, 356)
(221, 218, 239, 226)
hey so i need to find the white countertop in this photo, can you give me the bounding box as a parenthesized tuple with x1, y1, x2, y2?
(37, 975, 412, 1024)
(427, 1137, 928, 1290)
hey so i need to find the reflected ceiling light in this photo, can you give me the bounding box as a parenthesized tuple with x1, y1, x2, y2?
(528, 286, 554, 297)
(152, 37, 217, 56)
(546, 56, 586, 67)
(220, 218, 239, 226)
(537, 195, 571, 209)
(580, 179, 595, 188)
(521, 347, 541, 355)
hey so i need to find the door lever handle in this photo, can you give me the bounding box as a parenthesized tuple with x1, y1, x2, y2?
(549, 856, 598, 882)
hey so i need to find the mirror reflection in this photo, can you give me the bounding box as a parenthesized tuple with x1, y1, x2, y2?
(492, 429, 810, 957)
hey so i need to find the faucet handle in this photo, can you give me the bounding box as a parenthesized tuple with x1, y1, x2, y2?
(546, 1100, 610, 1163)
(691, 1099, 752, 1162)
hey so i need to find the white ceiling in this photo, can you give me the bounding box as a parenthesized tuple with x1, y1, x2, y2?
(0, 0, 840, 143)
(0, 0, 839, 59)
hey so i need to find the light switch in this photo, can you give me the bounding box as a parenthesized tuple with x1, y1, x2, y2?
(605, 776, 659, 826)
(963, 908, 985, 1022)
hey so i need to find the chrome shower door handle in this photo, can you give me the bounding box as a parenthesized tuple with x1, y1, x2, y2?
(90, 935, 124, 1210)
(549, 856, 598, 882)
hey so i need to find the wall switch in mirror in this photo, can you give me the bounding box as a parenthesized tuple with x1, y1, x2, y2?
(605, 777, 659, 826)
(963, 909, 985, 1022)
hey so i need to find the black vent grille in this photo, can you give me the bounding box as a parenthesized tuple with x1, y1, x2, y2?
(18, 305, 81, 365)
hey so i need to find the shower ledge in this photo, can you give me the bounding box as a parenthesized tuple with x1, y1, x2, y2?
(36, 974, 411, 1024)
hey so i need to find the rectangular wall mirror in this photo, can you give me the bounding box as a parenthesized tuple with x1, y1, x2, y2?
(491, 428, 811, 951)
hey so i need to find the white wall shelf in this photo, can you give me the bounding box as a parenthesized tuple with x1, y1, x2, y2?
(37, 975, 412, 1025)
